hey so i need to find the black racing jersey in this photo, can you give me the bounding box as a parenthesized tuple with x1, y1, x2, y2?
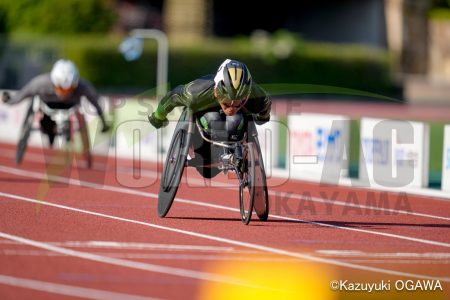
(155, 75, 271, 121)
(9, 74, 104, 116)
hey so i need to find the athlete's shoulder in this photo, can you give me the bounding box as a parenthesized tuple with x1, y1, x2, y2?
(77, 78, 93, 89)
(185, 75, 215, 95)
(22, 73, 53, 94)
(249, 81, 268, 99)
(29, 73, 52, 86)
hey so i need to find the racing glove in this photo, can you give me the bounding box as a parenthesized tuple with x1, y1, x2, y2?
(1, 91, 11, 103)
(148, 112, 168, 129)
(101, 122, 111, 133)
(255, 114, 270, 125)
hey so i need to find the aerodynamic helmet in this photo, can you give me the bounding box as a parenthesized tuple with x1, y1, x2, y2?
(214, 59, 252, 101)
(50, 59, 79, 89)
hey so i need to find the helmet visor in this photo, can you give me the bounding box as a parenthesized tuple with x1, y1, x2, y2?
(217, 95, 248, 110)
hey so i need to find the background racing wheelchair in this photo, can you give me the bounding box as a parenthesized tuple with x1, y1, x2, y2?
(16, 95, 92, 167)
(157, 108, 269, 225)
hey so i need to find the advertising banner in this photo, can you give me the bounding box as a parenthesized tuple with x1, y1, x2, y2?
(114, 98, 159, 161)
(287, 113, 350, 182)
(442, 125, 450, 192)
(359, 118, 429, 188)
(256, 117, 279, 176)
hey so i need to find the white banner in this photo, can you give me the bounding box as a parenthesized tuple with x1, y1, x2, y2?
(442, 125, 450, 192)
(287, 113, 350, 182)
(256, 117, 279, 175)
(114, 98, 159, 161)
(0, 100, 32, 143)
(359, 118, 429, 188)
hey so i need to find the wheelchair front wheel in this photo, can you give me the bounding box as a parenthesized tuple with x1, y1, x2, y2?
(239, 142, 255, 225)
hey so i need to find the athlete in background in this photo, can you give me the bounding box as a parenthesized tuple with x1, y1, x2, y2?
(1, 59, 109, 146)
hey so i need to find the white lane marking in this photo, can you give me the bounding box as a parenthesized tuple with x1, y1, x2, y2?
(316, 250, 450, 259)
(0, 146, 450, 206)
(0, 274, 158, 300)
(1, 249, 290, 262)
(0, 240, 258, 254)
(3, 249, 450, 265)
(1, 165, 449, 249)
(174, 198, 450, 248)
(61, 241, 239, 252)
(1, 192, 449, 282)
(1, 159, 449, 222)
(273, 190, 450, 221)
(344, 260, 450, 264)
(0, 149, 158, 178)
(0, 231, 253, 288)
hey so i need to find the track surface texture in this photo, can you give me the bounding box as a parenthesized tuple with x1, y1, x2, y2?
(0, 142, 449, 300)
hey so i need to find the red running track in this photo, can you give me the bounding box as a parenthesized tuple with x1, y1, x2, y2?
(0, 142, 449, 300)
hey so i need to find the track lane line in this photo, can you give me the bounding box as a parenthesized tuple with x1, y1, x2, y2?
(0, 165, 449, 249)
(0, 274, 159, 300)
(0, 230, 259, 288)
(2, 163, 450, 223)
(2, 150, 450, 218)
(0, 240, 258, 254)
(1, 191, 449, 282)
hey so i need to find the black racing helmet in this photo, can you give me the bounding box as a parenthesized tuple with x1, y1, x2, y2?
(214, 59, 252, 101)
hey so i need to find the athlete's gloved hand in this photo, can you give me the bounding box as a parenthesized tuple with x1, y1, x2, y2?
(1, 91, 11, 103)
(148, 112, 168, 129)
(101, 122, 111, 133)
(255, 114, 270, 125)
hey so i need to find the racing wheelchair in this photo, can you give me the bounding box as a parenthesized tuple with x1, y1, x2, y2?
(158, 108, 269, 225)
(16, 95, 92, 167)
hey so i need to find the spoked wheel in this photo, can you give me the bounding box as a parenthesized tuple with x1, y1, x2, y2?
(75, 112, 92, 168)
(251, 136, 269, 221)
(239, 142, 256, 225)
(16, 99, 36, 165)
(158, 110, 192, 217)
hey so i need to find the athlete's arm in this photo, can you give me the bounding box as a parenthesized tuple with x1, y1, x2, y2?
(79, 80, 109, 132)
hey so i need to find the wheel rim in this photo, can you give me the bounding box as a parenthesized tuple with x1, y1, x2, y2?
(162, 129, 184, 191)
(252, 143, 269, 220)
(239, 143, 255, 224)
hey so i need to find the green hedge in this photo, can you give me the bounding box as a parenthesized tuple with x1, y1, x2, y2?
(0, 0, 116, 34)
(429, 8, 450, 20)
(3, 33, 397, 98)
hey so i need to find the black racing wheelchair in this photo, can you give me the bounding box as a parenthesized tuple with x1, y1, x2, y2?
(16, 95, 92, 167)
(157, 108, 269, 225)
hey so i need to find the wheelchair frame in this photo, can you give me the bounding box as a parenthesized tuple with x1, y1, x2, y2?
(16, 96, 92, 168)
(157, 108, 269, 225)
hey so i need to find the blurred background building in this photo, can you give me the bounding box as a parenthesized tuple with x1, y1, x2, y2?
(160, 0, 450, 104)
(0, 0, 450, 104)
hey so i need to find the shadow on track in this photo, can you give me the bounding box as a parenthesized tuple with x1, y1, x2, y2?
(314, 220, 450, 229)
(166, 216, 301, 224)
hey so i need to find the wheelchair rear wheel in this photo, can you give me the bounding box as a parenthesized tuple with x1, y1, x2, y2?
(75, 112, 92, 168)
(158, 111, 192, 217)
(239, 142, 255, 225)
(251, 136, 269, 221)
(16, 100, 36, 165)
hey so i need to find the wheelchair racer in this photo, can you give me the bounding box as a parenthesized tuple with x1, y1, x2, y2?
(149, 59, 272, 178)
(1, 59, 110, 146)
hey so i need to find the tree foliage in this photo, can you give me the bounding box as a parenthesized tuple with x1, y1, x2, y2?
(0, 0, 116, 33)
